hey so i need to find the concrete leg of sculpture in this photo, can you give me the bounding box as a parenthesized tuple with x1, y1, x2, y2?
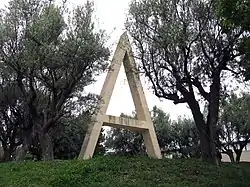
(142, 128, 161, 158)
(78, 33, 126, 160)
(123, 48, 162, 159)
(78, 119, 103, 160)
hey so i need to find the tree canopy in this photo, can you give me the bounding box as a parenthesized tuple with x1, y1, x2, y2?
(216, 0, 250, 80)
(126, 0, 245, 164)
(218, 93, 250, 162)
(0, 0, 109, 161)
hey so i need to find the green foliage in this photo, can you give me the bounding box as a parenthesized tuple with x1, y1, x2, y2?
(0, 71, 23, 161)
(171, 117, 200, 158)
(105, 107, 199, 158)
(152, 107, 173, 157)
(218, 93, 250, 162)
(221, 93, 250, 136)
(216, 0, 250, 31)
(105, 113, 145, 156)
(105, 128, 145, 156)
(216, 0, 250, 80)
(0, 0, 110, 160)
(126, 0, 244, 163)
(152, 106, 172, 151)
(0, 157, 250, 186)
(52, 115, 90, 160)
(25, 113, 106, 160)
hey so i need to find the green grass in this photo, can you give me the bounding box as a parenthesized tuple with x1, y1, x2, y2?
(0, 156, 249, 187)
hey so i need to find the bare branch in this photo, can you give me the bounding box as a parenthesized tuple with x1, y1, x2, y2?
(192, 77, 210, 101)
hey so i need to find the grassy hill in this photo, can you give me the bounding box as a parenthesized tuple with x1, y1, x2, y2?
(0, 156, 249, 187)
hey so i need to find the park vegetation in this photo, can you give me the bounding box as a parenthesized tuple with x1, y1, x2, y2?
(125, 0, 250, 164)
(1, 157, 250, 187)
(0, 0, 250, 183)
(0, 0, 250, 186)
(0, 0, 109, 161)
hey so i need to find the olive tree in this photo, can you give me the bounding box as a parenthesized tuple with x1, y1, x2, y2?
(126, 0, 243, 164)
(0, 0, 109, 160)
(218, 93, 250, 163)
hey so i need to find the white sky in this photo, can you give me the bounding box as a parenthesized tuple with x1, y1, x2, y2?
(0, 0, 192, 120)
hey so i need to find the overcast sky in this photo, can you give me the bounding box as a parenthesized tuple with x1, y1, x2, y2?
(0, 0, 192, 120)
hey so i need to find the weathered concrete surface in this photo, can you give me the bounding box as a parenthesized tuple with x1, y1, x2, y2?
(78, 32, 162, 160)
(102, 115, 148, 132)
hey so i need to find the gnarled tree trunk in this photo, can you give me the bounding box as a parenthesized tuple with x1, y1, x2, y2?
(222, 149, 235, 163)
(234, 144, 246, 163)
(39, 133, 54, 161)
(15, 132, 33, 161)
(15, 144, 29, 161)
(2, 150, 11, 161)
(227, 150, 235, 163)
(188, 96, 217, 164)
(235, 150, 242, 163)
(207, 72, 221, 165)
(0, 146, 4, 161)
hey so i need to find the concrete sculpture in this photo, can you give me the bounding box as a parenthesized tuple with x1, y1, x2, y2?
(78, 32, 162, 160)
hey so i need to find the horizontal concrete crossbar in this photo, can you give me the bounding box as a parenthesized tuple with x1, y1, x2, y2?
(101, 115, 149, 132)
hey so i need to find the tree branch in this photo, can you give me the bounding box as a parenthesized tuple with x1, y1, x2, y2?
(192, 77, 210, 101)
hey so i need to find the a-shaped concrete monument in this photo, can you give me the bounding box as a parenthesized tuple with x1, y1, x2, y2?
(78, 32, 162, 160)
